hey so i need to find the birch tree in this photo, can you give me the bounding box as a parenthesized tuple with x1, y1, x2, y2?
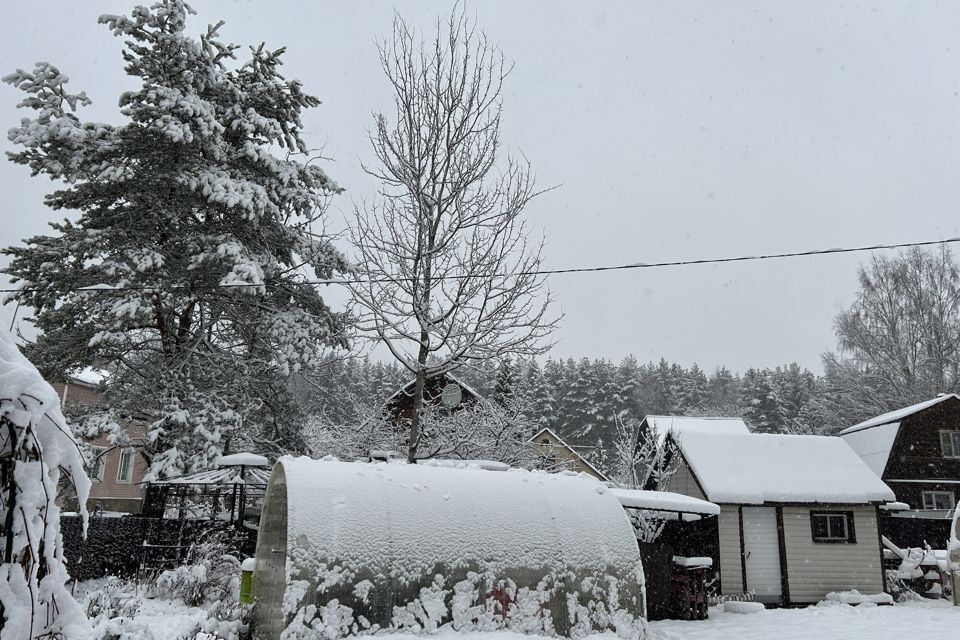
(350, 10, 558, 462)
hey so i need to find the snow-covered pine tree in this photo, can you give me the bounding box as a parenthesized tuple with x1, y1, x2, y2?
(493, 356, 518, 407)
(739, 368, 785, 433)
(2, 1, 349, 478)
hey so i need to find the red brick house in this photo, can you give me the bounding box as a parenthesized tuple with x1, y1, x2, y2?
(51, 371, 150, 513)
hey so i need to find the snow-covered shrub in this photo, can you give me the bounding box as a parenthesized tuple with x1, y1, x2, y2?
(185, 600, 251, 640)
(89, 617, 156, 640)
(152, 530, 241, 606)
(82, 577, 142, 620)
(0, 332, 91, 639)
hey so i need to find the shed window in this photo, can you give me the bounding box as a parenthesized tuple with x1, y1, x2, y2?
(922, 491, 954, 511)
(117, 448, 135, 483)
(90, 446, 107, 482)
(940, 430, 960, 458)
(810, 511, 856, 543)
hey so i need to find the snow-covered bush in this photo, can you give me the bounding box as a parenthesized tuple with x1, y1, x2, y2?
(0, 332, 91, 638)
(185, 600, 250, 640)
(153, 531, 240, 606)
(82, 577, 142, 620)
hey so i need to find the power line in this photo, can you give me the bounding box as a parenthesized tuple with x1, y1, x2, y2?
(2, 235, 959, 295)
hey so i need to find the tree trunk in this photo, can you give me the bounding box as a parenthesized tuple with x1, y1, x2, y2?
(407, 331, 430, 464)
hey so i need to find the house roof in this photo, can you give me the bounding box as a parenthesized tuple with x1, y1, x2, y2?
(528, 427, 609, 481)
(839, 394, 960, 435)
(384, 372, 484, 405)
(675, 431, 895, 505)
(640, 415, 750, 445)
(839, 422, 900, 477)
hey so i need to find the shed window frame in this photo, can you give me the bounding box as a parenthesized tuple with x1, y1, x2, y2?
(921, 491, 955, 511)
(90, 446, 107, 482)
(940, 430, 960, 459)
(810, 511, 856, 544)
(116, 448, 135, 483)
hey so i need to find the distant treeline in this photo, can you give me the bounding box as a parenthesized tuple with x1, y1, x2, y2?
(293, 354, 870, 454)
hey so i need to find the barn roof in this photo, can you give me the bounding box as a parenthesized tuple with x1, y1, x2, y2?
(675, 431, 895, 505)
(640, 415, 750, 445)
(839, 394, 960, 435)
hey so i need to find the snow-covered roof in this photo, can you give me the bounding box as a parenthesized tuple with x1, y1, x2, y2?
(144, 465, 271, 486)
(216, 452, 269, 467)
(609, 487, 720, 515)
(676, 431, 895, 504)
(384, 372, 484, 404)
(840, 421, 900, 477)
(839, 394, 960, 435)
(67, 367, 107, 386)
(642, 415, 750, 445)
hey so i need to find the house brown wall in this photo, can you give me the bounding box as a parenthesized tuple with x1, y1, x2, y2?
(883, 398, 960, 510)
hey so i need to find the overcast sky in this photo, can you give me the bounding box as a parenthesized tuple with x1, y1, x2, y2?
(2, 1, 960, 373)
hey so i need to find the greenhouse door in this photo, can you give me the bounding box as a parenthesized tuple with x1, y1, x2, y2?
(741, 506, 783, 604)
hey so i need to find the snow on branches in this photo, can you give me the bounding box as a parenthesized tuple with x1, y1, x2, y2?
(0, 332, 90, 639)
(3, 0, 350, 477)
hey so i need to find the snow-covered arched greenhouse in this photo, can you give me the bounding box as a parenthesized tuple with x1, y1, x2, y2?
(251, 458, 646, 639)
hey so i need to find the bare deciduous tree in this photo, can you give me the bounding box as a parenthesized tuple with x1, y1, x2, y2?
(833, 246, 960, 408)
(349, 10, 558, 462)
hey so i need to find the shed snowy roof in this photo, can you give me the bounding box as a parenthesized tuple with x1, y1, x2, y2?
(839, 395, 960, 435)
(677, 431, 895, 504)
(642, 415, 750, 445)
(609, 488, 720, 516)
(275, 457, 640, 577)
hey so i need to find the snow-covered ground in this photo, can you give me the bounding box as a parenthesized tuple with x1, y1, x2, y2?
(648, 600, 959, 640)
(75, 579, 960, 640)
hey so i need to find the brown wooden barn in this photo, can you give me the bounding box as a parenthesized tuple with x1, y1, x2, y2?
(841, 394, 960, 548)
(379, 372, 483, 427)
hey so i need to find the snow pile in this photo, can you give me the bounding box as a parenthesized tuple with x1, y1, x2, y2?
(672, 557, 713, 568)
(255, 457, 646, 638)
(721, 601, 765, 614)
(0, 331, 91, 639)
(676, 431, 895, 504)
(823, 590, 894, 605)
(216, 452, 269, 467)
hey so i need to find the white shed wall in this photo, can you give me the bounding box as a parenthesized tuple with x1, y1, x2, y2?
(780, 505, 884, 603)
(718, 506, 744, 595)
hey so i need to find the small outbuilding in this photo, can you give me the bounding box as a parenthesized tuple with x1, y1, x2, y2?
(251, 458, 646, 639)
(662, 430, 895, 605)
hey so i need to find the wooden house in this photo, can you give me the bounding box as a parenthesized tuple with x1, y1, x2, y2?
(379, 372, 483, 427)
(51, 371, 150, 513)
(662, 429, 895, 605)
(841, 395, 960, 516)
(528, 427, 609, 480)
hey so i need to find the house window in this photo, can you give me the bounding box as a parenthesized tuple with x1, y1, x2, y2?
(116, 448, 135, 483)
(810, 511, 856, 543)
(89, 446, 107, 482)
(940, 430, 960, 458)
(922, 491, 955, 511)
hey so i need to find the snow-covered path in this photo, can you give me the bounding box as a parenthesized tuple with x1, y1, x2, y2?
(648, 600, 959, 640)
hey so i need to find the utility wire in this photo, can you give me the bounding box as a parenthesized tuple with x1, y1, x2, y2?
(2, 236, 959, 295)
